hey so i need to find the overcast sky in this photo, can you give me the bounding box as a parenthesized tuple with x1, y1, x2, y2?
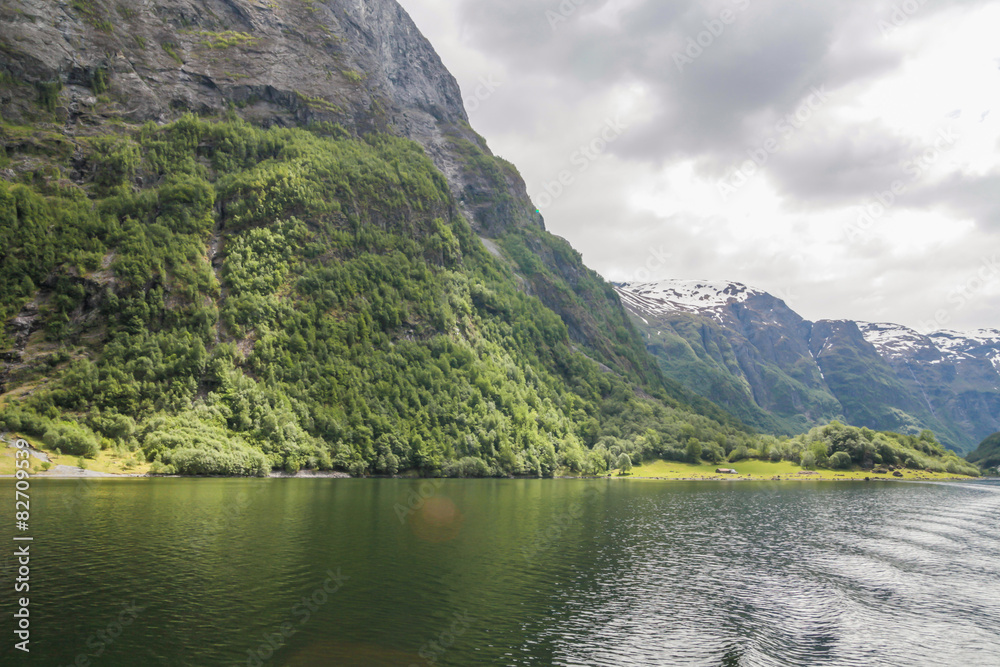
(397, 0, 1000, 333)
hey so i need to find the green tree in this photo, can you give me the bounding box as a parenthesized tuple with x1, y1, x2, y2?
(800, 452, 817, 470)
(685, 438, 702, 463)
(829, 451, 852, 469)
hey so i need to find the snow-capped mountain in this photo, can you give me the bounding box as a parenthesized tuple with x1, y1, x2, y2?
(616, 280, 761, 320)
(860, 323, 1000, 368)
(616, 279, 1000, 453)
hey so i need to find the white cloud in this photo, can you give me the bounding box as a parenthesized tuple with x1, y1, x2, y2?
(397, 0, 1000, 331)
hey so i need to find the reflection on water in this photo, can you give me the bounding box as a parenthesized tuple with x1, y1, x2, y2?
(2, 478, 998, 666)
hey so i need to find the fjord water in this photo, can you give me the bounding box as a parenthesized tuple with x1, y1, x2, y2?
(3, 479, 999, 666)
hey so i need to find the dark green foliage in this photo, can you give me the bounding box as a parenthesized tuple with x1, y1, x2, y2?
(635, 314, 839, 436)
(90, 68, 109, 94)
(787, 421, 978, 476)
(809, 323, 966, 451)
(829, 451, 852, 469)
(36, 81, 62, 112)
(685, 439, 702, 463)
(89, 135, 141, 188)
(967, 432, 1000, 470)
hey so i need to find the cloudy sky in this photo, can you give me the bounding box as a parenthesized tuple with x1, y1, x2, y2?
(397, 0, 1000, 333)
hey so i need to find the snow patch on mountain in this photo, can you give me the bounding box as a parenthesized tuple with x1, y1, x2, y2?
(614, 280, 764, 318)
(616, 281, 1000, 380)
(858, 322, 935, 360)
(859, 323, 1000, 371)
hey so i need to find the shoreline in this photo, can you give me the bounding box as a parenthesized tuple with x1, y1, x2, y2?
(0, 472, 985, 482)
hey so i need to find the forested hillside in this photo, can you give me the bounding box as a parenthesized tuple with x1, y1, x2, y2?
(0, 108, 758, 476)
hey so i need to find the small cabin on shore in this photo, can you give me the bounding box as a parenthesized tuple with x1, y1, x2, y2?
(715, 468, 737, 474)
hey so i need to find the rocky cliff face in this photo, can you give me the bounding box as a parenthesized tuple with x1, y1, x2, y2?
(1, 0, 683, 426)
(617, 280, 1000, 452)
(0, 0, 540, 235)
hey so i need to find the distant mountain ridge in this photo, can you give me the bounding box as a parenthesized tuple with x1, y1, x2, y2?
(616, 279, 1000, 453)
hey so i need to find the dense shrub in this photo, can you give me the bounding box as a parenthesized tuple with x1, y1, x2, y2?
(728, 445, 750, 462)
(165, 446, 268, 477)
(829, 451, 852, 469)
(43, 422, 100, 458)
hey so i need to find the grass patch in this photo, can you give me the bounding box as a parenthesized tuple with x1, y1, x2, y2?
(116, 4, 137, 19)
(341, 69, 363, 84)
(0, 434, 151, 476)
(295, 91, 341, 114)
(161, 42, 183, 65)
(630, 458, 976, 482)
(189, 30, 258, 49)
(70, 0, 113, 32)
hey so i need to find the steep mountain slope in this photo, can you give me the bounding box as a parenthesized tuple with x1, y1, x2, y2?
(857, 324, 1000, 449)
(617, 280, 1000, 453)
(0, 0, 752, 476)
(0, 0, 692, 404)
(615, 281, 843, 435)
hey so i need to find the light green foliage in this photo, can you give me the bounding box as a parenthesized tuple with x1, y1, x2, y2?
(728, 444, 749, 462)
(786, 421, 979, 476)
(342, 70, 364, 84)
(189, 31, 258, 49)
(71, 0, 113, 32)
(43, 421, 100, 458)
(161, 43, 183, 65)
(685, 439, 702, 463)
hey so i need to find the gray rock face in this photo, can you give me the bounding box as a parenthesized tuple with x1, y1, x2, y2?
(0, 0, 541, 234)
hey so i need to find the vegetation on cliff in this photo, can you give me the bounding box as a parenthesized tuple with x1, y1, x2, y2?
(0, 114, 775, 476)
(967, 432, 1000, 472)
